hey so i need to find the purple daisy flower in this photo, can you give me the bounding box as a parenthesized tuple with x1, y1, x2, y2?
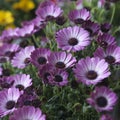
(69, 8, 91, 24)
(101, 23, 111, 33)
(0, 77, 14, 89)
(0, 28, 19, 41)
(17, 24, 35, 37)
(36, 4, 63, 21)
(31, 48, 51, 68)
(38, 64, 54, 84)
(12, 46, 35, 69)
(10, 106, 46, 120)
(94, 45, 120, 64)
(87, 86, 118, 112)
(48, 51, 76, 69)
(21, 17, 45, 32)
(17, 92, 37, 107)
(100, 114, 113, 120)
(47, 69, 68, 86)
(73, 57, 110, 85)
(36, 1, 55, 11)
(10, 74, 32, 91)
(97, 33, 116, 48)
(82, 20, 100, 36)
(56, 26, 90, 52)
(0, 43, 20, 59)
(0, 88, 22, 117)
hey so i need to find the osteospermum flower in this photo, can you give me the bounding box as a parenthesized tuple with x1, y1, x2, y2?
(97, 33, 116, 48)
(101, 23, 111, 33)
(87, 86, 117, 112)
(21, 17, 45, 32)
(48, 51, 76, 69)
(0, 77, 14, 89)
(0, 43, 20, 59)
(31, 48, 51, 68)
(69, 8, 91, 24)
(0, 28, 19, 41)
(36, 4, 63, 21)
(82, 20, 100, 36)
(17, 24, 35, 37)
(94, 45, 120, 64)
(47, 69, 68, 86)
(56, 26, 90, 52)
(100, 114, 113, 120)
(12, 46, 35, 69)
(10, 74, 32, 91)
(0, 88, 22, 117)
(73, 57, 110, 85)
(9, 106, 46, 120)
(38, 64, 54, 84)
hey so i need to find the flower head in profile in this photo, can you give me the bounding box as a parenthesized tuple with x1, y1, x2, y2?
(0, 43, 20, 60)
(10, 74, 32, 91)
(10, 106, 46, 120)
(48, 51, 76, 69)
(87, 86, 117, 112)
(97, 33, 116, 49)
(36, 4, 63, 21)
(69, 8, 91, 24)
(12, 46, 35, 69)
(94, 45, 120, 64)
(73, 57, 110, 85)
(82, 20, 100, 36)
(56, 26, 90, 52)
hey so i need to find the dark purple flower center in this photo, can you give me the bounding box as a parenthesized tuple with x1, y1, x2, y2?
(37, 57, 47, 65)
(46, 15, 54, 21)
(20, 40, 29, 48)
(96, 96, 107, 107)
(54, 75, 63, 82)
(5, 51, 12, 56)
(55, 16, 66, 25)
(24, 100, 32, 106)
(74, 18, 84, 24)
(85, 28, 93, 36)
(105, 56, 115, 64)
(100, 41, 108, 48)
(68, 38, 78, 46)
(44, 72, 51, 80)
(24, 58, 31, 65)
(5, 51, 15, 59)
(55, 62, 65, 69)
(1, 81, 14, 89)
(86, 70, 97, 80)
(6, 100, 16, 110)
(16, 84, 24, 90)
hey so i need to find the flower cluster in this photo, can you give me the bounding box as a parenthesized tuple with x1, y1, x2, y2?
(0, 0, 119, 119)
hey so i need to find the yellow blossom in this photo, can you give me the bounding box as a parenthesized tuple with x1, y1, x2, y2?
(0, 10, 14, 25)
(13, 0, 35, 12)
(5, 24, 16, 30)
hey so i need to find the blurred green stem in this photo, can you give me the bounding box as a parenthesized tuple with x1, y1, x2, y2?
(110, 4, 116, 24)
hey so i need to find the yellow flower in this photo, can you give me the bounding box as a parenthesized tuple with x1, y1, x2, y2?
(5, 24, 16, 30)
(0, 10, 14, 25)
(13, 0, 35, 12)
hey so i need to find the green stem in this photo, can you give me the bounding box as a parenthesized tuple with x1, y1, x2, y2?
(110, 4, 116, 24)
(31, 35, 39, 48)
